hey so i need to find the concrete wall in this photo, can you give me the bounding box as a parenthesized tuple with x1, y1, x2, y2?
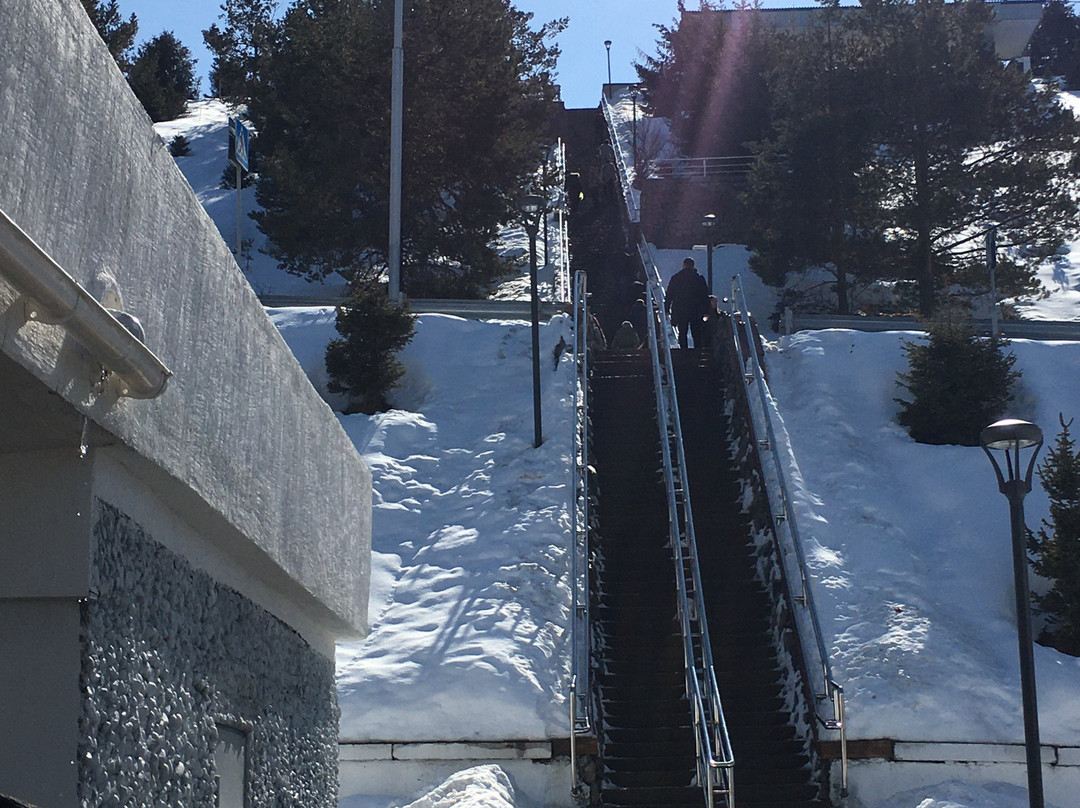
(79, 500, 339, 808)
(0, 0, 370, 642)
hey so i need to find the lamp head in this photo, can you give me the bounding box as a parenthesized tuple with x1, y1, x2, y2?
(981, 418, 1043, 451)
(605, 40, 612, 50)
(702, 213, 717, 229)
(980, 418, 1043, 495)
(517, 195, 545, 218)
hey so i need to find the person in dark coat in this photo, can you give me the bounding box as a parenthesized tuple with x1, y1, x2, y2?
(665, 257, 710, 349)
(609, 320, 642, 351)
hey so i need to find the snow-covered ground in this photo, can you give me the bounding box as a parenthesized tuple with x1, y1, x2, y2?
(157, 94, 1080, 808)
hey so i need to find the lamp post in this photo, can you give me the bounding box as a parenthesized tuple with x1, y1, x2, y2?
(631, 90, 639, 173)
(987, 225, 999, 339)
(517, 195, 546, 449)
(388, 0, 404, 302)
(604, 40, 612, 100)
(980, 418, 1045, 808)
(701, 213, 717, 293)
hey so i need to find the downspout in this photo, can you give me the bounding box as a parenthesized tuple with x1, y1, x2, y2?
(0, 208, 172, 399)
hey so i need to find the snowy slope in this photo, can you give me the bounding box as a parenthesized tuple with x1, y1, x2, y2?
(159, 95, 1080, 808)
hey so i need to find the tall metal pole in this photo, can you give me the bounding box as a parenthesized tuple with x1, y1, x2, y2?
(388, 0, 404, 302)
(1009, 489, 1045, 808)
(702, 213, 717, 294)
(528, 220, 543, 448)
(236, 162, 243, 263)
(987, 225, 999, 339)
(981, 420, 1045, 808)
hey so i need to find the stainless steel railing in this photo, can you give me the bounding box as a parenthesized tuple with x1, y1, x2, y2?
(602, 96, 736, 806)
(642, 252, 736, 808)
(569, 270, 592, 799)
(728, 274, 848, 795)
(553, 139, 572, 304)
(647, 155, 758, 179)
(601, 96, 642, 224)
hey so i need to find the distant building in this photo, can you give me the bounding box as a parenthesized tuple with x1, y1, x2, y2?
(686, 1, 1043, 64)
(0, 2, 372, 807)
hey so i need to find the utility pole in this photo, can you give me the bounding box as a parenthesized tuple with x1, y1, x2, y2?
(388, 0, 404, 302)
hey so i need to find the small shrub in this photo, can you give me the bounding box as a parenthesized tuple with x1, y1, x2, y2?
(168, 134, 191, 157)
(895, 315, 1020, 446)
(325, 283, 416, 414)
(1029, 415, 1080, 656)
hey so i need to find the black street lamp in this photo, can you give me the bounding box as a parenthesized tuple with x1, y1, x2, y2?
(517, 195, 546, 449)
(980, 418, 1045, 808)
(701, 213, 717, 293)
(631, 90, 639, 173)
(604, 40, 612, 100)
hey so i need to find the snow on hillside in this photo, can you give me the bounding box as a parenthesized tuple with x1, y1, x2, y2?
(769, 329, 1080, 745)
(159, 96, 1080, 808)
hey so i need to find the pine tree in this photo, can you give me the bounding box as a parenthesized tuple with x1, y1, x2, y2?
(168, 134, 192, 157)
(1029, 415, 1080, 656)
(742, 6, 887, 314)
(1029, 0, 1080, 88)
(127, 32, 199, 122)
(849, 0, 1080, 316)
(635, 4, 776, 157)
(661, 1, 1080, 317)
(81, 0, 138, 71)
(251, 0, 565, 295)
(895, 314, 1019, 446)
(202, 0, 277, 104)
(325, 283, 416, 414)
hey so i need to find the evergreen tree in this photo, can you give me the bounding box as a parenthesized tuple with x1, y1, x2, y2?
(895, 314, 1019, 446)
(168, 134, 192, 157)
(742, 6, 887, 313)
(325, 283, 416, 414)
(635, 4, 776, 157)
(202, 0, 277, 103)
(848, 0, 1079, 316)
(127, 32, 199, 122)
(81, 0, 139, 70)
(1029, 0, 1080, 88)
(641, 1, 1080, 317)
(1029, 415, 1080, 656)
(251, 0, 565, 296)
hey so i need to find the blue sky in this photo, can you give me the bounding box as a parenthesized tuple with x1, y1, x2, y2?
(117, 0, 812, 110)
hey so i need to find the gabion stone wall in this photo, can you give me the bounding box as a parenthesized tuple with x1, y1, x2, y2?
(79, 500, 339, 807)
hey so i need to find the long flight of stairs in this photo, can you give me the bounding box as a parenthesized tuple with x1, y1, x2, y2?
(562, 100, 830, 807)
(673, 349, 828, 807)
(590, 350, 702, 808)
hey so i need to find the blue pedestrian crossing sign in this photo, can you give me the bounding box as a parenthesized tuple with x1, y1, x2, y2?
(230, 117, 251, 172)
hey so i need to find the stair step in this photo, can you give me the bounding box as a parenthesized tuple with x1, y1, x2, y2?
(735, 780, 821, 803)
(599, 785, 703, 807)
(603, 724, 695, 745)
(602, 710, 695, 730)
(604, 768, 696, 789)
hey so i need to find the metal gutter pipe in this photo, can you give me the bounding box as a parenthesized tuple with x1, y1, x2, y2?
(0, 208, 172, 399)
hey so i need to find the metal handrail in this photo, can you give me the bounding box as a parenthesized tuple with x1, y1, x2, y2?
(601, 96, 641, 224)
(601, 99, 735, 805)
(569, 269, 592, 799)
(728, 275, 848, 795)
(641, 251, 735, 808)
(554, 139, 572, 304)
(647, 155, 758, 179)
